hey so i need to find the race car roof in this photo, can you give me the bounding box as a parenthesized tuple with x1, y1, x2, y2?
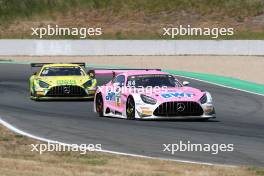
(95, 69, 166, 76)
(123, 70, 167, 76)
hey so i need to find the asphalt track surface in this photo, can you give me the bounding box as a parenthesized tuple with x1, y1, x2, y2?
(0, 64, 264, 167)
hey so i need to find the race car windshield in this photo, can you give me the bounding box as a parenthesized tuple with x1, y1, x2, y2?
(127, 74, 182, 87)
(40, 67, 85, 76)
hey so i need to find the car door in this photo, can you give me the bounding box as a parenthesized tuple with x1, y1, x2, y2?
(110, 75, 126, 113)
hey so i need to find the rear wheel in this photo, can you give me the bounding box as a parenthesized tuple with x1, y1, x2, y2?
(126, 96, 135, 120)
(95, 93, 104, 117)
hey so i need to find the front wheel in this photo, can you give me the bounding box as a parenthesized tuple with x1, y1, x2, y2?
(95, 93, 104, 117)
(30, 89, 39, 101)
(126, 96, 135, 120)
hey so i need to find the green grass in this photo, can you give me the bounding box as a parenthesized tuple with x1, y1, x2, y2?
(249, 167, 264, 176)
(0, 0, 263, 23)
(229, 31, 264, 40)
(1, 0, 264, 39)
(0, 136, 10, 141)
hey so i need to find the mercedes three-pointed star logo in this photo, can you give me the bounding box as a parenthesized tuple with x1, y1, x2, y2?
(177, 103, 185, 112)
(64, 86, 70, 94)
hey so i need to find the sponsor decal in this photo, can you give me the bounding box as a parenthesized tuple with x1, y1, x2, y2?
(57, 80, 77, 85)
(36, 91, 45, 96)
(106, 90, 116, 101)
(106, 89, 121, 106)
(142, 110, 153, 115)
(161, 92, 194, 99)
(139, 107, 153, 115)
(116, 98, 121, 107)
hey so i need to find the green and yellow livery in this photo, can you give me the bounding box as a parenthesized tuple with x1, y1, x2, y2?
(29, 63, 97, 100)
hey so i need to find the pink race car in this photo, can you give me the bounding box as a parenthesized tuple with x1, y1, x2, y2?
(94, 69, 216, 120)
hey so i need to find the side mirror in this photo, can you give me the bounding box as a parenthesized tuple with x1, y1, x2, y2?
(87, 70, 95, 79)
(33, 72, 37, 76)
(182, 81, 190, 86)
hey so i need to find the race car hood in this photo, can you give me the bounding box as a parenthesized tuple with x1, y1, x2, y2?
(37, 76, 90, 86)
(142, 87, 204, 102)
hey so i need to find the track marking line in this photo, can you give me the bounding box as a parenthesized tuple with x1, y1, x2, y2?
(0, 117, 236, 167)
(174, 74, 264, 97)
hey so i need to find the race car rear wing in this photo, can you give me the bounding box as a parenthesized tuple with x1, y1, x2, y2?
(91, 68, 161, 78)
(30, 63, 86, 67)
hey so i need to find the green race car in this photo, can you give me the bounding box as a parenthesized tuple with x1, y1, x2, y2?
(29, 63, 97, 100)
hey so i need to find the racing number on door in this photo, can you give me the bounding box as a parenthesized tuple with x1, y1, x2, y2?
(113, 75, 125, 107)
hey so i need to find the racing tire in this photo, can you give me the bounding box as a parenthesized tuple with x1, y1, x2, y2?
(30, 91, 34, 100)
(95, 93, 104, 117)
(126, 96, 135, 120)
(30, 90, 39, 101)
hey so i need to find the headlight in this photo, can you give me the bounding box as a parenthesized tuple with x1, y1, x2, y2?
(83, 79, 93, 87)
(200, 92, 213, 104)
(39, 80, 49, 88)
(206, 92, 213, 103)
(140, 94, 157, 105)
(200, 93, 207, 104)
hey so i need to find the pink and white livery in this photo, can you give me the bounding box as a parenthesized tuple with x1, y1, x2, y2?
(94, 69, 216, 120)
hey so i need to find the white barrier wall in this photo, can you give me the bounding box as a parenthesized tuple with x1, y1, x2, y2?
(0, 40, 264, 56)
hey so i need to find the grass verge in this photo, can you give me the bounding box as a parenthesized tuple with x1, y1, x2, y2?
(1, 0, 263, 22)
(0, 124, 263, 176)
(0, 0, 264, 39)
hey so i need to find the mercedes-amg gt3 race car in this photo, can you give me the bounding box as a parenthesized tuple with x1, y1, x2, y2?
(94, 69, 216, 120)
(29, 63, 97, 100)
